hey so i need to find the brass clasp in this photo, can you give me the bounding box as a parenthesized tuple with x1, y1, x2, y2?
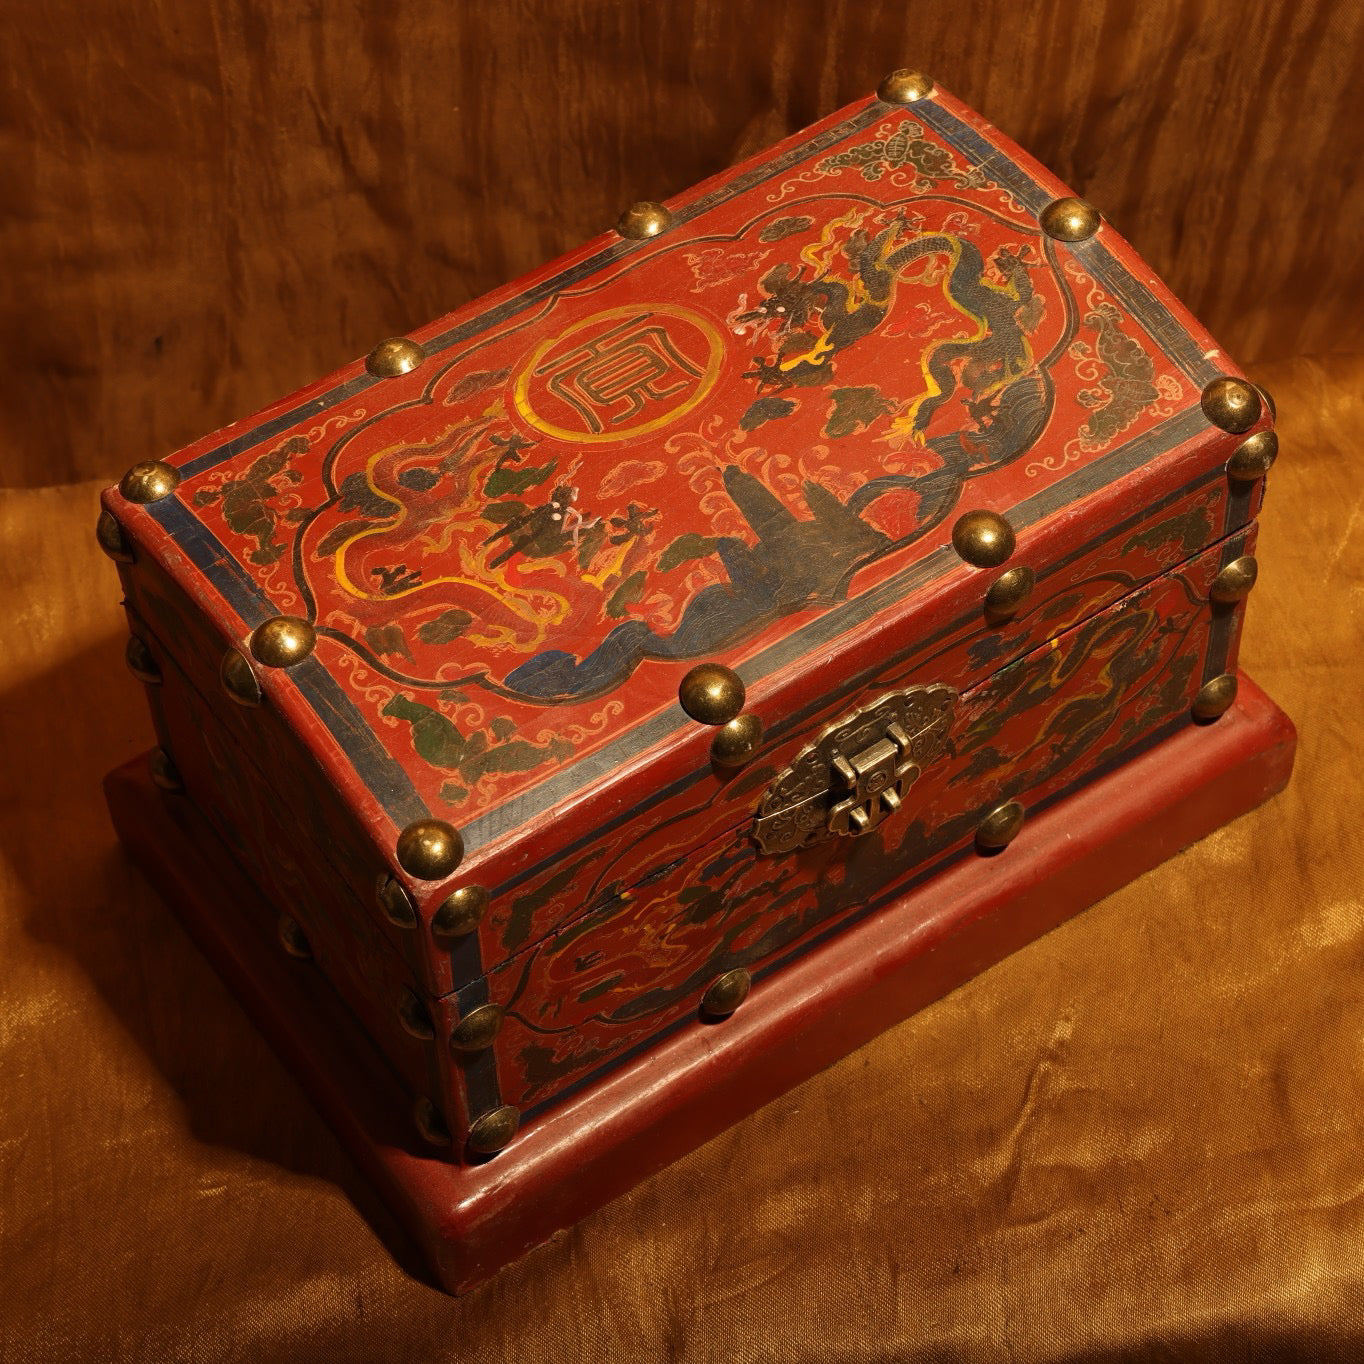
(826, 723, 918, 838)
(752, 685, 956, 856)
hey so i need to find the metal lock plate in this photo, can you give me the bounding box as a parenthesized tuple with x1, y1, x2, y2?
(753, 684, 957, 856)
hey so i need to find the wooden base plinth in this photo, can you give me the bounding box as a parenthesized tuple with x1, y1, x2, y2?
(105, 675, 1295, 1294)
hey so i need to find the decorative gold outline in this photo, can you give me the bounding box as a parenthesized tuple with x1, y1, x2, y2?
(512, 304, 725, 443)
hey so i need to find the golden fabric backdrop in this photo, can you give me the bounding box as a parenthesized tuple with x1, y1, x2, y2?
(3, 2, 1364, 1360)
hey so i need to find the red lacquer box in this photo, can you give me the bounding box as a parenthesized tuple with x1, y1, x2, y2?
(100, 69, 1294, 1292)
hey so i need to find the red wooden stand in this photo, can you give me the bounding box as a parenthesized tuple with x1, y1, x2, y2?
(104, 676, 1295, 1294)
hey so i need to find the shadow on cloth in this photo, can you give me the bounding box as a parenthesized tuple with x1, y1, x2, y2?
(0, 630, 433, 1286)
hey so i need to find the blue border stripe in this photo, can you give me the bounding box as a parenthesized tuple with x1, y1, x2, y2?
(178, 384, 372, 480)
(913, 101, 1043, 206)
(148, 499, 429, 823)
(289, 656, 428, 822)
(151, 499, 277, 623)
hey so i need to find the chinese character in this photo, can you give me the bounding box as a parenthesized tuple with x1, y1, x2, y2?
(536, 313, 705, 434)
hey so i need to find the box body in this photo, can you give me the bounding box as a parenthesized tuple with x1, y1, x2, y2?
(101, 79, 1279, 1157)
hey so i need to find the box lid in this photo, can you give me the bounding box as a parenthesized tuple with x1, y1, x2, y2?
(102, 76, 1273, 985)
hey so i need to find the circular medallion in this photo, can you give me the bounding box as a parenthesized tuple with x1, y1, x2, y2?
(513, 304, 724, 443)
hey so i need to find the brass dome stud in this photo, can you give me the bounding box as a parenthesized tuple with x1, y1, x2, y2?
(1193, 674, 1238, 721)
(365, 336, 426, 378)
(976, 799, 1025, 852)
(397, 990, 436, 1040)
(1255, 384, 1277, 421)
(118, 460, 181, 504)
(984, 565, 1036, 621)
(679, 663, 746, 726)
(377, 874, 419, 927)
(467, 1105, 520, 1156)
(449, 1003, 504, 1054)
(1201, 377, 1262, 434)
(952, 510, 1016, 568)
(96, 510, 134, 563)
(1227, 430, 1279, 483)
(1210, 556, 1259, 605)
(701, 967, 752, 1020)
(276, 914, 313, 960)
(249, 616, 317, 668)
(413, 1098, 451, 1147)
(711, 712, 764, 768)
(219, 648, 262, 707)
(877, 69, 935, 103)
(396, 818, 464, 880)
(432, 885, 490, 943)
(125, 636, 161, 685)
(1039, 197, 1101, 242)
(148, 747, 183, 793)
(615, 201, 673, 239)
